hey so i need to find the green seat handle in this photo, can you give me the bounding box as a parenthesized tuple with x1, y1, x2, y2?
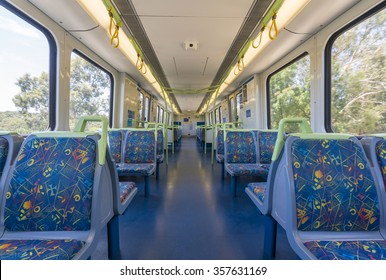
(272, 117, 312, 161)
(74, 116, 108, 165)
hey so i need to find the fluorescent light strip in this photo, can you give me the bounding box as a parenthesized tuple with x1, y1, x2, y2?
(216, 0, 311, 98)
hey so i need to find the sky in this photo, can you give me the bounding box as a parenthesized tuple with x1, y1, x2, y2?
(0, 7, 49, 112)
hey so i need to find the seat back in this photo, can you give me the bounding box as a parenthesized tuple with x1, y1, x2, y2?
(225, 130, 257, 164)
(361, 135, 386, 192)
(216, 129, 224, 156)
(156, 128, 164, 158)
(257, 130, 278, 164)
(123, 129, 156, 164)
(0, 132, 24, 189)
(108, 130, 123, 164)
(2, 134, 99, 232)
(279, 133, 386, 241)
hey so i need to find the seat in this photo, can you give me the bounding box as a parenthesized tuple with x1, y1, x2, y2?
(156, 127, 165, 180)
(117, 129, 156, 197)
(245, 118, 312, 259)
(282, 133, 386, 259)
(361, 134, 386, 191)
(0, 132, 24, 191)
(107, 129, 123, 164)
(224, 130, 268, 197)
(0, 123, 112, 260)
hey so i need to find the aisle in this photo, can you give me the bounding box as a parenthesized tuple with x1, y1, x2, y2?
(94, 136, 297, 260)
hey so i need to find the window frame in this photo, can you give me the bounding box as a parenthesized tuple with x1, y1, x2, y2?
(1, 1, 57, 131)
(324, 2, 386, 132)
(266, 52, 309, 129)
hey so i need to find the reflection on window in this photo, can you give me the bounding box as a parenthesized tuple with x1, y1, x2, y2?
(69, 52, 111, 130)
(268, 54, 311, 129)
(0, 6, 50, 133)
(330, 8, 385, 134)
(236, 92, 242, 122)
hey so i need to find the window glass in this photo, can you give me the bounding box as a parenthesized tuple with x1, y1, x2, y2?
(236, 92, 242, 122)
(219, 106, 222, 123)
(229, 97, 235, 122)
(144, 96, 150, 122)
(0, 6, 50, 133)
(329, 8, 385, 134)
(268, 54, 311, 129)
(69, 52, 111, 130)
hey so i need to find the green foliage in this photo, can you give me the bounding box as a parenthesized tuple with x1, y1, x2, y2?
(2, 53, 111, 134)
(331, 9, 386, 134)
(269, 55, 311, 130)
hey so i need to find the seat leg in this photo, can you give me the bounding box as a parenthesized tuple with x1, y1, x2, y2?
(263, 215, 277, 260)
(107, 215, 121, 260)
(144, 176, 150, 197)
(156, 163, 159, 180)
(231, 176, 237, 197)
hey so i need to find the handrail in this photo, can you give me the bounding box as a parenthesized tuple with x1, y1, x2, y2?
(73, 116, 109, 165)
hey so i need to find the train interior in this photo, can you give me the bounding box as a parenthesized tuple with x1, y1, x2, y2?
(0, 0, 385, 262)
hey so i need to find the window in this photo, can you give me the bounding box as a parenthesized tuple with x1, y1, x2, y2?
(69, 51, 112, 130)
(160, 108, 164, 123)
(236, 92, 242, 122)
(157, 105, 160, 123)
(144, 96, 150, 122)
(138, 92, 144, 125)
(0, 3, 56, 133)
(214, 108, 219, 124)
(229, 96, 235, 122)
(326, 5, 385, 134)
(267, 54, 311, 129)
(219, 106, 222, 123)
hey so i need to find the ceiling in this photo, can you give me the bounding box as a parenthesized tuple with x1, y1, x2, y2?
(26, 0, 362, 114)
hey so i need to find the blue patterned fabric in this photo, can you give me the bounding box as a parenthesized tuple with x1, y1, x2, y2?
(5, 137, 96, 232)
(157, 129, 164, 157)
(117, 163, 155, 176)
(225, 163, 269, 178)
(108, 131, 122, 163)
(0, 239, 85, 260)
(225, 131, 257, 164)
(216, 154, 224, 163)
(375, 139, 386, 190)
(123, 131, 155, 164)
(247, 182, 266, 203)
(119, 182, 136, 203)
(303, 240, 386, 260)
(216, 130, 224, 155)
(0, 137, 9, 178)
(258, 131, 278, 164)
(291, 138, 380, 232)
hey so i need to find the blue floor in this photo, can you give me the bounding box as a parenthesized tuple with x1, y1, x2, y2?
(93, 136, 297, 260)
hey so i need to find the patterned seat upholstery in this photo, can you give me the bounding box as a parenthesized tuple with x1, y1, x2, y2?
(225, 130, 267, 196)
(118, 129, 156, 197)
(108, 130, 123, 163)
(284, 134, 386, 260)
(0, 132, 104, 260)
(0, 133, 24, 190)
(216, 130, 224, 163)
(375, 138, 386, 189)
(0, 137, 9, 179)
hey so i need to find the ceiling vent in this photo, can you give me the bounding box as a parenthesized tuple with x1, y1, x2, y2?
(184, 41, 199, 51)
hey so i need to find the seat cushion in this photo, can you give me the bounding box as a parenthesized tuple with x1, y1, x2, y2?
(119, 182, 136, 203)
(0, 239, 85, 260)
(303, 240, 386, 260)
(117, 163, 155, 176)
(247, 183, 266, 203)
(225, 163, 269, 178)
